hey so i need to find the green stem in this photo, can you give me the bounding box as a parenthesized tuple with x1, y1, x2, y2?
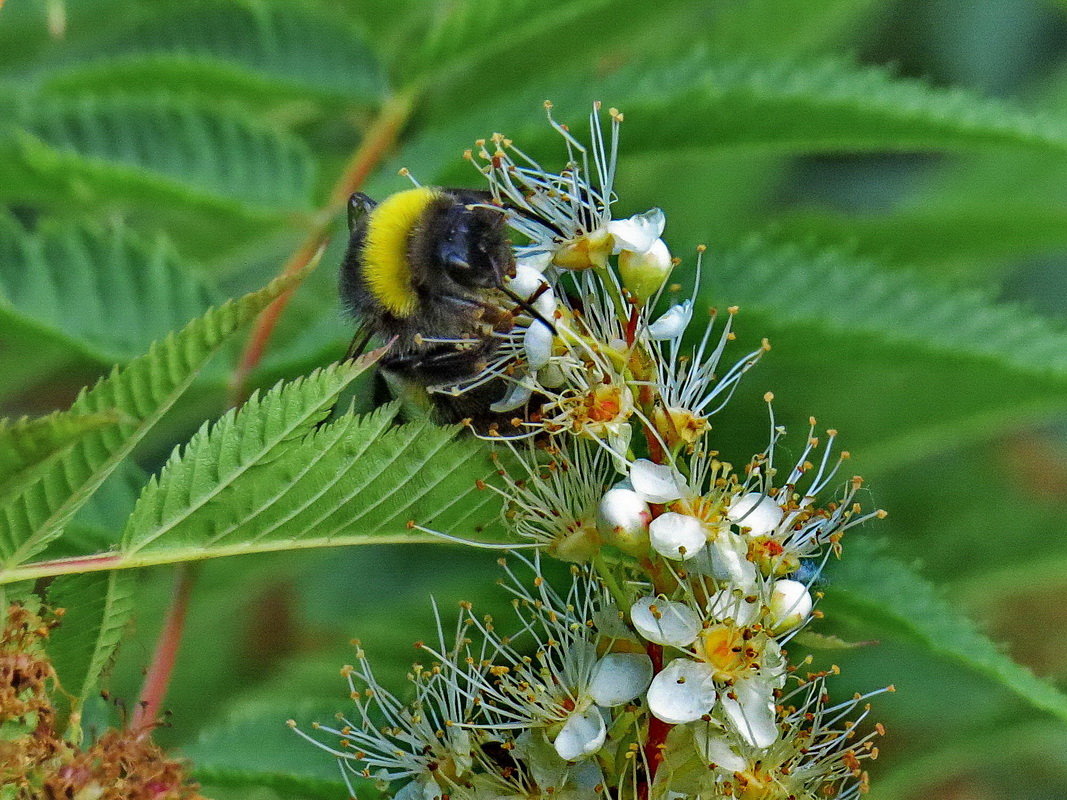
(594, 553, 630, 611)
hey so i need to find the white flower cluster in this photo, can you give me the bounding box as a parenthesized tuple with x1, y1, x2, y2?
(296, 103, 892, 799)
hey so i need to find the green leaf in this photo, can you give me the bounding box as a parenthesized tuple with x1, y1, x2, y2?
(0, 410, 120, 502)
(398, 0, 615, 86)
(0, 214, 218, 363)
(37, 0, 386, 107)
(122, 363, 371, 555)
(0, 269, 304, 571)
(0, 409, 505, 584)
(185, 701, 373, 799)
(122, 382, 503, 559)
(825, 537, 1067, 724)
(46, 570, 136, 730)
(706, 237, 1067, 385)
(396, 54, 1067, 187)
(761, 202, 1067, 273)
(700, 0, 883, 58)
(0, 91, 317, 215)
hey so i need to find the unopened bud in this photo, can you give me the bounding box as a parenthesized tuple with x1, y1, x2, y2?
(620, 238, 673, 303)
(769, 579, 813, 634)
(597, 488, 652, 556)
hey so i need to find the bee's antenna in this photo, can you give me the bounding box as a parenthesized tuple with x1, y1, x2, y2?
(501, 285, 557, 335)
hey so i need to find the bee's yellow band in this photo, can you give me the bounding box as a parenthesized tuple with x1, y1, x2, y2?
(363, 186, 440, 317)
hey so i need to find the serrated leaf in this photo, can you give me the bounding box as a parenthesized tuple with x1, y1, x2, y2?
(46, 570, 136, 730)
(37, 0, 385, 107)
(0, 214, 218, 362)
(762, 202, 1067, 273)
(399, 0, 615, 85)
(1, 409, 505, 583)
(0, 91, 316, 215)
(0, 269, 306, 571)
(122, 372, 503, 560)
(396, 54, 1067, 187)
(0, 411, 119, 502)
(122, 362, 371, 555)
(706, 237, 1067, 384)
(825, 537, 1067, 724)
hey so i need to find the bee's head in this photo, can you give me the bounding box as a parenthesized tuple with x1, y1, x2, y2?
(431, 192, 515, 291)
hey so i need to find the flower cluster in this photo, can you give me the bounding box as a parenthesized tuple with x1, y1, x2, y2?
(297, 103, 891, 799)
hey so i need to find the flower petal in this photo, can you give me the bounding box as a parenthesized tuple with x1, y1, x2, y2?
(769, 579, 813, 634)
(629, 459, 686, 503)
(721, 676, 778, 749)
(646, 658, 717, 724)
(608, 208, 665, 253)
(630, 596, 701, 647)
(727, 493, 783, 536)
(516, 247, 554, 272)
(647, 299, 693, 341)
(524, 322, 554, 370)
(553, 706, 606, 761)
(707, 532, 759, 591)
(691, 720, 748, 772)
(588, 653, 653, 706)
(650, 512, 707, 560)
(508, 263, 548, 298)
(490, 381, 533, 413)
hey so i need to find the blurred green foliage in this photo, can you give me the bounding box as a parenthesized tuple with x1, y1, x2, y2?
(1, 0, 1066, 797)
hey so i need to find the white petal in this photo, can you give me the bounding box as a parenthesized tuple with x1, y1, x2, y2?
(533, 285, 557, 318)
(524, 322, 554, 370)
(647, 299, 693, 341)
(567, 758, 605, 791)
(553, 707, 606, 761)
(692, 721, 748, 772)
(768, 579, 813, 634)
(646, 659, 717, 725)
(706, 533, 759, 591)
(608, 208, 666, 254)
(706, 588, 760, 627)
(727, 493, 784, 536)
(629, 459, 686, 503)
(588, 653, 653, 706)
(630, 596, 701, 647)
(508, 263, 548, 298)
(721, 677, 778, 749)
(490, 381, 533, 413)
(516, 248, 554, 272)
(650, 512, 707, 561)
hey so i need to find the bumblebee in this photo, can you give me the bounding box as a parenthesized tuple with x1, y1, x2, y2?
(340, 186, 551, 425)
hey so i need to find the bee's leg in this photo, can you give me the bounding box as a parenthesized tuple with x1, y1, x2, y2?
(383, 342, 491, 385)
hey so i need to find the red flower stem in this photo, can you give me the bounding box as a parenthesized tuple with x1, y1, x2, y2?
(131, 563, 195, 732)
(640, 643, 672, 797)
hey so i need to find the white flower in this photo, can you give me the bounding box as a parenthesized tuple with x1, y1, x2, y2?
(728, 492, 784, 536)
(629, 459, 687, 503)
(630, 596, 701, 647)
(720, 674, 779, 749)
(649, 512, 707, 560)
(588, 653, 654, 706)
(608, 208, 665, 253)
(646, 658, 718, 725)
(647, 300, 692, 341)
